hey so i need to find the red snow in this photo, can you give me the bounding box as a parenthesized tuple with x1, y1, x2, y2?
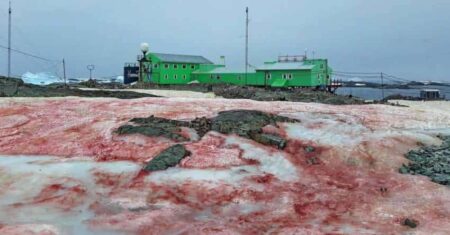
(181, 134, 258, 169)
(0, 97, 449, 235)
(12, 180, 87, 212)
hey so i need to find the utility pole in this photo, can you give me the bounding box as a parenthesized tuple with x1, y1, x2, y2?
(62, 58, 67, 87)
(87, 65, 95, 80)
(245, 7, 249, 85)
(8, 0, 12, 78)
(381, 72, 385, 100)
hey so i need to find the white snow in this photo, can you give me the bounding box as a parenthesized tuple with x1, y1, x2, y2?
(0, 155, 140, 235)
(147, 165, 259, 185)
(225, 136, 300, 182)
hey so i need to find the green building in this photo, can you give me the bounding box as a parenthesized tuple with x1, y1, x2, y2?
(142, 53, 213, 84)
(139, 53, 332, 88)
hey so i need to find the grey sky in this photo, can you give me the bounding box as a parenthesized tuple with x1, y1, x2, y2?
(1, 0, 450, 81)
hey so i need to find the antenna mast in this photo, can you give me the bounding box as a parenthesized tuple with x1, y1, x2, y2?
(8, 0, 12, 77)
(245, 7, 249, 84)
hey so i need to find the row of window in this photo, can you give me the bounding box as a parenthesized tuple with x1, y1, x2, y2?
(164, 74, 188, 80)
(207, 74, 297, 80)
(155, 64, 196, 70)
(282, 74, 294, 80)
(209, 75, 244, 80)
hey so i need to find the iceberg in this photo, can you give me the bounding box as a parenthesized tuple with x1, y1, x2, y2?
(21, 72, 62, 85)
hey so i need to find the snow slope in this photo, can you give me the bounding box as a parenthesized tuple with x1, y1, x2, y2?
(0, 97, 449, 235)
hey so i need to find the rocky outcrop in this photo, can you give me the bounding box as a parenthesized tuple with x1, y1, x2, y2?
(143, 144, 191, 171)
(400, 135, 450, 186)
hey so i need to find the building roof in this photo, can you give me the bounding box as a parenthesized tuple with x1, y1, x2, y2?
(193, 66, 256, 74)
(152, 53, 213, 64)
(421, 89, 440, 92)
(256, 62, 315, 71)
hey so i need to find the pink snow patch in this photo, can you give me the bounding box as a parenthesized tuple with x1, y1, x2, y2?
(182, 133, 257, 169)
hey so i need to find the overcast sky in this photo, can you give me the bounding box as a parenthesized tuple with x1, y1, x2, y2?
(1, 0, 450, 81)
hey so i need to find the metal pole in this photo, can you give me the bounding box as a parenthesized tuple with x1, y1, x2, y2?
(62, 58, 67, 87)
(139, 58, 142, 83)
(8, 0, 12, 77)
(381, 72, 385, 100)
(87, 65, 95, 80)
(245, 7, 249, 85)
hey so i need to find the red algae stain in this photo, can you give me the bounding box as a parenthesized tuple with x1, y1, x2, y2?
(281, 139, 406, 229)
(13, 182, 87, 212)
(91, 170, 130, 188)
(250, 173, 276, 184)
(182, 134, 260, 169)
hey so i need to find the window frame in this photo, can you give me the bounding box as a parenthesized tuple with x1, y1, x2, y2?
(154, 64, 159, 69)
(182, 64, 187, 69)
(174, 75, 178, 79)
(164, 64, 169, 69)
(173, 64, 178, 69)
(164, 74, 169, 79)
(191, 65, 195, 69)
(182, 75, 187, 80)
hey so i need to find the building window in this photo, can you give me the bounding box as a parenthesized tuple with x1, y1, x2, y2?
(288, 74, 293, 80)
(320, 64, 324, 69)
(154, 64, 159, 69)
(182, 64, 187, 69)
(174, 64, 178, 69)
(216, 75, 221, 80)
(266, 73, 271, 80)
(183, 75, 187, 79)
(164, 74, 169, 79)
(210, 75, 214, 79)
(282, 74, 287, 79)
(191, 65, 195, 69)
(164, 64, 169, 69)
(174, 75, 178, 79)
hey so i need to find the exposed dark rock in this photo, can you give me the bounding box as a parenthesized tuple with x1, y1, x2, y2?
(0, 76, 158, 99)
(305, 146, 316, 153)
(116, 124, 189, 142)
(116, 110, 299, 149)
(399, 135, 450, 186)
(143, 144, 191, 171)
(402, 218, 419, 228)
(189, 117, 212, 137)
(2, 76, 367, 104)
(213, 86, 365, 105)
(131, 83, 365, 105)
(251, 133, 287, 149)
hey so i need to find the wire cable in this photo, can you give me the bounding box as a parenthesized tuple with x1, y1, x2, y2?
(0, 44, 59, 62)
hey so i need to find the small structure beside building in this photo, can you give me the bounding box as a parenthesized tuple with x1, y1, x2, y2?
(420, 89, 442, 100)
